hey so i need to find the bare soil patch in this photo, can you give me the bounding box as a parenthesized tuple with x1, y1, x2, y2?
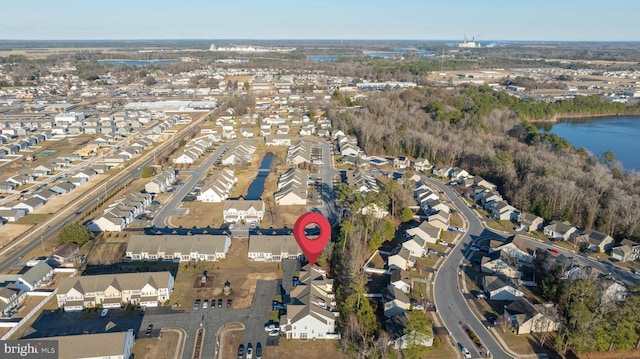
(219, 323, 244, 359)
(132, 330, 180, 359)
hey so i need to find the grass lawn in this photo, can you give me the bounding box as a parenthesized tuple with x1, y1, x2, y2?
(484, 219, 515, 232)
(169, 237, 281, 311)
(450, 213, 464, 228)
(132, 331, 181, 359)
(16, 213, 51, 225)
(265, 338, 346, 359)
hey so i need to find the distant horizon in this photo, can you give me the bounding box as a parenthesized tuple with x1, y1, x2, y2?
(2, 1, 638, 42)
(2, 38, 639, 44)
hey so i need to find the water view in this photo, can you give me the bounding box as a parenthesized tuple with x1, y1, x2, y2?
(245, 153, 276, 200)
(97, 60, 175, 66)
(540, 115, 640, 171)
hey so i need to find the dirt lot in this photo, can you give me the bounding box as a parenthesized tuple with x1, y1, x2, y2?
(170, 237, 280, 310)
(84, 232, 131, 265)
(265, 338, 346, 359)
(170, 202, 223, 228)
(218, 322, 244, 359)
(132, 330, 181, 359)
(0, 224, 34, 246)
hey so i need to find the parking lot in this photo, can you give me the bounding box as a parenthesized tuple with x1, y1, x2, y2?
(24, 308, 144, 339)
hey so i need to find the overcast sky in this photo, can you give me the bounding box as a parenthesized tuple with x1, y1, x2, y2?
(2, 0, 638, 41)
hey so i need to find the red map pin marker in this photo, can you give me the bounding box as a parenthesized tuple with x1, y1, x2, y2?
(293, 212, 331, 267)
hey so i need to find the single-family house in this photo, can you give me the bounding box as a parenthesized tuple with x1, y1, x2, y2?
(389, 268, 412, 294)
(543, 221, 579, 241)
(387, 247, 416, 271)
(576, 229, 614, 252)
(518, 212, 544, 232)
(611, 239, 640, 262)
(0, 209, 26, 222)
(382, 285, 411, 318)
(12, 196, 45, 213)
(51, 242, 80, 264)
(405, 221, 441, 247)
(492, 201, 519, 221)
(505, 298, 559, 335)
(15, 262, 54, 292)
(482, 275, 525, 301)
(413, 157, 431, 172)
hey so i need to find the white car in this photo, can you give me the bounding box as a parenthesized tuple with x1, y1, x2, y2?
(100, 308, 108, 318)
(267, 329, 280, 337)
(439, 240, 449, 246)
(461, 347, 471, 358)
(458, 228, 467, 233)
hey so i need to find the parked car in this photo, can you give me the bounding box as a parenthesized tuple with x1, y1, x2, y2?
(469, 245, 480, 252)
(264, 322, 279, 331)
(145, 324, 153, 337)
(267, 329, 280, 337)
(202, 299, 209, 309)
(475, 292, 486, 299)
(218, 298, 223, 308)
(193, 299, 200, 311)
(246, 343, 253, 359)
(255, 342, 262, 359)
(461, 346, 471, 358)
(227, 299, 233, 308)
(211, 299, 216, 309)
(439, 240, 449, 246)
(237, 344, 244, 359)
(100, 308, 109, 318)
(548, 248, 560, 256)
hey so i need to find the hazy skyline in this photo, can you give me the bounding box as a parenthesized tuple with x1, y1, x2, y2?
(2, 0, 638, 42)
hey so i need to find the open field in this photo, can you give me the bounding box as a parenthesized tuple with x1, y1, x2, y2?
(85, 232, 130, 265)
(265, 338, 346, 359)
(170, 202, 224, 228)
(132, 330, 181, 359)
(170, 237, 280, 310)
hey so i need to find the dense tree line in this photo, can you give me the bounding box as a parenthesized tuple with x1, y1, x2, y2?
(329, 86, 640, 240)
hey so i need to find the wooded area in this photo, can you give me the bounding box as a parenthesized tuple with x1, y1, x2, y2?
(330, 86, 640, 240)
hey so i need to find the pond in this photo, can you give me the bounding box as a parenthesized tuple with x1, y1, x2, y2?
(245, 153, 276, 200)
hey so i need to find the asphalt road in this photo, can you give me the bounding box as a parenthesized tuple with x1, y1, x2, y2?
(429, 178, 512, 359)
(0, 165, 144, 272)
(0, 109, 216, 272)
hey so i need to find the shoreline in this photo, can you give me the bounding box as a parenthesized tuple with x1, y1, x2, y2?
(530, 112, 640, 123)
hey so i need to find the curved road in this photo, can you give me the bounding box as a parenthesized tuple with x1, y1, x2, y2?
(429, 178, 511, 359)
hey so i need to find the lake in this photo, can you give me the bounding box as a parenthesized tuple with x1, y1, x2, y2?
(97, 60, 175, 66)
(245, 153, 276, 200)
(540, 116, 640, 171)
